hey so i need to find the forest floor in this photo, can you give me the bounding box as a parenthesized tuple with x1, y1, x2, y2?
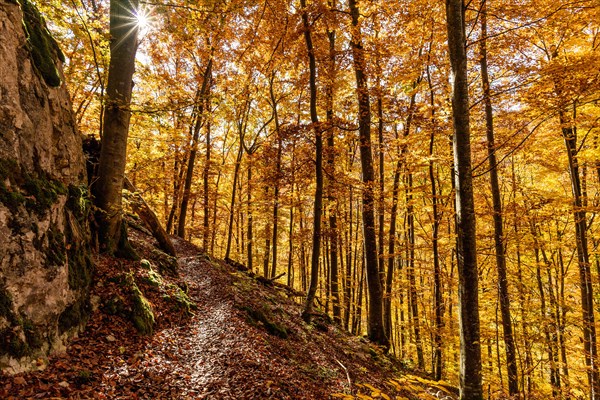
(0, 226, 458, 399)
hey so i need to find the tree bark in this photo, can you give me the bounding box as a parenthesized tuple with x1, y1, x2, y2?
(349, 0, 388, 348)
(269, 73, 282, 279)
(478, 3, 518, 394)
(561, 115, 600, 398)
(445, 0, 483, 397)
(301, 0, 324, 321)
(225, 92, 251, 260)
(178, 59, 212, 238)
(325, 3, 341, 325)
(94, 0, 140, 254)
(203, 118, 211, 250)
(427, 64, 444, 381)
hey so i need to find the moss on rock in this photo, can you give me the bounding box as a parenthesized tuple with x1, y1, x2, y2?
(102, 294, 128, 317)
(151, 249, 178, 276)
(58, 297, 89, 335)
(45, 226, 66, 267)
(125, 273, 155, 335)
(0, 328, 29, 358)
(66, 185, 91, 222)
(21, 317, 44, 350)
(241, 305, 288, 339)
(144, 268, 163, 287)
(0, 286, 17, 325)
(64, 186, 94, 291)
(19, 0, 64, 87)
(22, 173, 66, 216)
(165, 283, 196, 315)
(0, 159, 68, 217)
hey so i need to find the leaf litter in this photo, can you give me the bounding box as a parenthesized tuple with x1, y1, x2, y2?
(0, 227, 458, 399)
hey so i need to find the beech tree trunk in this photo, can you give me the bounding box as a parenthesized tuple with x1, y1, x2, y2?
(325, 5, 341, 325)
(247, 160, 254, 270)
(301, 0, 324, 320)
(478, 3, 518, 395)
(178, 59, 212, 238)
(349, 0, 387, 348)
(561, 115, 600, 398)
(225, 92, 251, 260)
(269, 73, 282, 279)
(445, 0, 483, 397)
(203, 119, 211, 250)
(94, 0, 139, 254)
(426, 64, 444, 381)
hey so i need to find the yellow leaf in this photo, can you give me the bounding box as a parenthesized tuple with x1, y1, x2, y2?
(363, 383, 380, 393)
(331, 393, 354, 400)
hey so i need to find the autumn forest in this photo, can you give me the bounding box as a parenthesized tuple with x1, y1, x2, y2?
(29, 0, 600, 398)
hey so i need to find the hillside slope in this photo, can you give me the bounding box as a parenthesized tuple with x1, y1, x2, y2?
(0, 227, 457, 399)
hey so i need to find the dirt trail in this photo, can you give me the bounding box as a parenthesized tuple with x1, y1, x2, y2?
(1, 233, 455, 399)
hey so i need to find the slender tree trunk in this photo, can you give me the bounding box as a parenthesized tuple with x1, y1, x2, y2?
(344, 187, 354, 331)
(178, 60, 213, 238)
(203, 118, 211, 250)
(512, 160, 532, 397)
(406, 169, 424, 370)
(556, 231, 570, 390)
(427, 66, 444, 381)
(247, 160, 253, 270)
(561, 116, 600, 398)
(166, 153, 186, 233)
(478, 4, 518, 394)
(225, 94, 250, 260)
(530, 220, 560, 394)
(375, 40, 385, 286)
(288, 141, 297, 288)
(300, 205, 308, 292)
(445, 0, 483, 396)
(270, 73, 282, 279)
(348, 0, 388, 348)
(301, 0, 324, 321)
(94, 0, 140, 254)
(385, 125, 402, 340)
(325, 6, 341, 324)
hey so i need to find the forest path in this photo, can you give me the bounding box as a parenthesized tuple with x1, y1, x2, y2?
(1, 233, 453, 399)
(146, 237, 289, 399)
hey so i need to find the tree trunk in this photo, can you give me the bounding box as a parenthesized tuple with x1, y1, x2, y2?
(530, 220, 561, 394)
(478, 3, 518, 394)
(247, 159, 254, 271)
(178, 59, 213, 238)
(427, 64, 444, 381)
(269, 73, 282, 279)
(225, 93, 250, 260)
(301, 0, 324, 321)
(445, 0, 483, 397)
(325, 6, 341, 325)
(348, 0, 388, 348)
(203, 118, 211, 250)
(561, 115, 600, 398)
(94, 0, 140, 254)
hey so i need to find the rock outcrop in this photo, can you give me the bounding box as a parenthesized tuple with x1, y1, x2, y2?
(0, 0, 92, 373)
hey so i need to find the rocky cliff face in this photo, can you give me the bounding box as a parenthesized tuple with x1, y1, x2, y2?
(0, 0, 92, 373)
